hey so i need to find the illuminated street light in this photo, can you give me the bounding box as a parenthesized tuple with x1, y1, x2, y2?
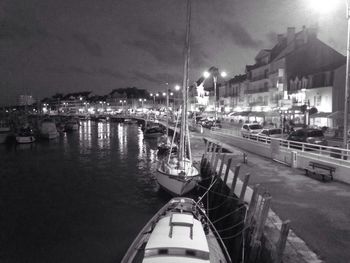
(174, 85, 181, 91)
(307, 0, 337, 14)
(162, 92, 166, 96)
(203, 67, 228, 120)
(203, 71, 210, 79)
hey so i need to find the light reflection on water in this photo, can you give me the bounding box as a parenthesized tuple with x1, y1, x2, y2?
(0, 121, 169, 263)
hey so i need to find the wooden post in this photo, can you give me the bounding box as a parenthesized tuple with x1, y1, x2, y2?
(218, 154, 226, 178)
(229, 164, 241, 196)
(205, 140, 211, 157)
(246, 184, 260, 226)
(213, 147, 223, 174)
(255, 195, 272, 241)
(210, 144, 217, 168)
(249, 240, 261, 263)
(223, 157, 232, 186)
(275, 220, 291, 263)
(239, 173, 250, 203)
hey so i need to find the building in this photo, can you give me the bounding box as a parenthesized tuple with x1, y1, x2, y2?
(222, 26, 346, 128)
(18, 95, 35, 106)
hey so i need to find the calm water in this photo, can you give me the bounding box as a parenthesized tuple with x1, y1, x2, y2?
(0, 121, 170, 263)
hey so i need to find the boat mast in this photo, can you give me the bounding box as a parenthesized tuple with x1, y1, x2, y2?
(179, 0, 191, 162)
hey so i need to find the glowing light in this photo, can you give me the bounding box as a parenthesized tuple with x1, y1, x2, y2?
(174, 85, 180, 91)
(307, 0, 337, 14)
(221, 71, 227, 78)
(203, 71, 210, 78)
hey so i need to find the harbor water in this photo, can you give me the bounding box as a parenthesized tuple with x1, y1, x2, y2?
(0, 121, 170, 263)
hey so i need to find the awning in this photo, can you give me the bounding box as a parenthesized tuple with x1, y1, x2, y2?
(234, 111, 251, 116)
(265, 111, 280, 117)
(327, 111, 344, 119)
(309, 112, 331, 118)
(249, 111, 265, 117)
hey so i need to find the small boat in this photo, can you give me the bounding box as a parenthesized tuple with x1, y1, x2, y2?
(122, 197, 232, 263)
(144, 125, 164, 138)
(40, 119, 59, 139)
(157, 134, 177, 155)
(16, 126, 36, 144)
(56, 122, 66, 133)
(0, 121, 11, 144)
(124, 118, 138, 124)
(65, 118, 79, 131)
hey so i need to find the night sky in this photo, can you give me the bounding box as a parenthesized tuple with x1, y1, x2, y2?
(0, 0, 347, 105)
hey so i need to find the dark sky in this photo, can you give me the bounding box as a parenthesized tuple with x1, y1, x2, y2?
(0, 0, 346, 105)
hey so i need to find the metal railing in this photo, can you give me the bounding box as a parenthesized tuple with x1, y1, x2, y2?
(210, 128, 350, 162)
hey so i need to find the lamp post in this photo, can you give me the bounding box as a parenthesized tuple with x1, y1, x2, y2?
(203, 67, 227, 120)
(344, 1, 350, 148)
(139, 98, 146, 108)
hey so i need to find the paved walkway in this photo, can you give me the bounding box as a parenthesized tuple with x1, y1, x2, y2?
(190, 131, 350, 263)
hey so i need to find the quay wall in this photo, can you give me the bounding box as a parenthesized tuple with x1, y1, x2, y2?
(209, 130, 350, 184)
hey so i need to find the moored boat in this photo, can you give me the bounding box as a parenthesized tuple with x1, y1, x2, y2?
(122, 197, 232, 263)
(40, 119, 59, 139)
(144, 125, 164, 138)
(65, 118, 79, 131)
(16, 126, 36, 144)
(156, 0, 199, 196)
(157, 135, 177, 155)
(0, 120, 12, 144)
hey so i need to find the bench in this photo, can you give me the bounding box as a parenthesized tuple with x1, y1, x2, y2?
(305, 161, 335, 181)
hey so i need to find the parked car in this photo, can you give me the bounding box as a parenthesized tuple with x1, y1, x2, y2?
(286, 128, 328, 149)
(241, 123, 263, 138)
(202, 120, 222, 130)
(257, 128, 283, 142)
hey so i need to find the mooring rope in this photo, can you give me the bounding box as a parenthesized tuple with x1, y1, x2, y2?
(204, 198, 230, 211)
(216, 219, 245, 233)
(219, 225, 250, 240)
(196, 183, 240, 201)
(211, 205, 246, 224)
(194, 177, 218, 208)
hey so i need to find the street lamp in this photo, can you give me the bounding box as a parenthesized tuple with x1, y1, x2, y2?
(139, 98, 146, 108)
(203, 67, 227, 120)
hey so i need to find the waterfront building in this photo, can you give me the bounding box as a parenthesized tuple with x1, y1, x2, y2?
(18, 95, 35, 106)
(219, 26, 346, 129)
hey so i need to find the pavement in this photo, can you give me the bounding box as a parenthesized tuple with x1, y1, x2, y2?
(189, 130, 350, 263)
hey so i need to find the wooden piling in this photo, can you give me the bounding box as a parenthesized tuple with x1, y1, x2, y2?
(246, 184, 260, 226)
(255, 195, 272, 242)
(239, 173, 250, 203)
(223, 157, 233, 186)
(210, 144, 218, 168)
(229, 164, 241, 197)
(274, 220, 291, 263)
(213, 147, 223, 174)
(218, 154, 226, 179)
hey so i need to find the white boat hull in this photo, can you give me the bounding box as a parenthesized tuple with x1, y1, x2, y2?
(41, 132, 59, 139)
(156, 161, 199, 196)
(16, 136, 36, 144)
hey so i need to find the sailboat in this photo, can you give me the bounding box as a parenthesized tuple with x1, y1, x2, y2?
(155, 0, 199, 196)
(121, 197, 232, 263)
